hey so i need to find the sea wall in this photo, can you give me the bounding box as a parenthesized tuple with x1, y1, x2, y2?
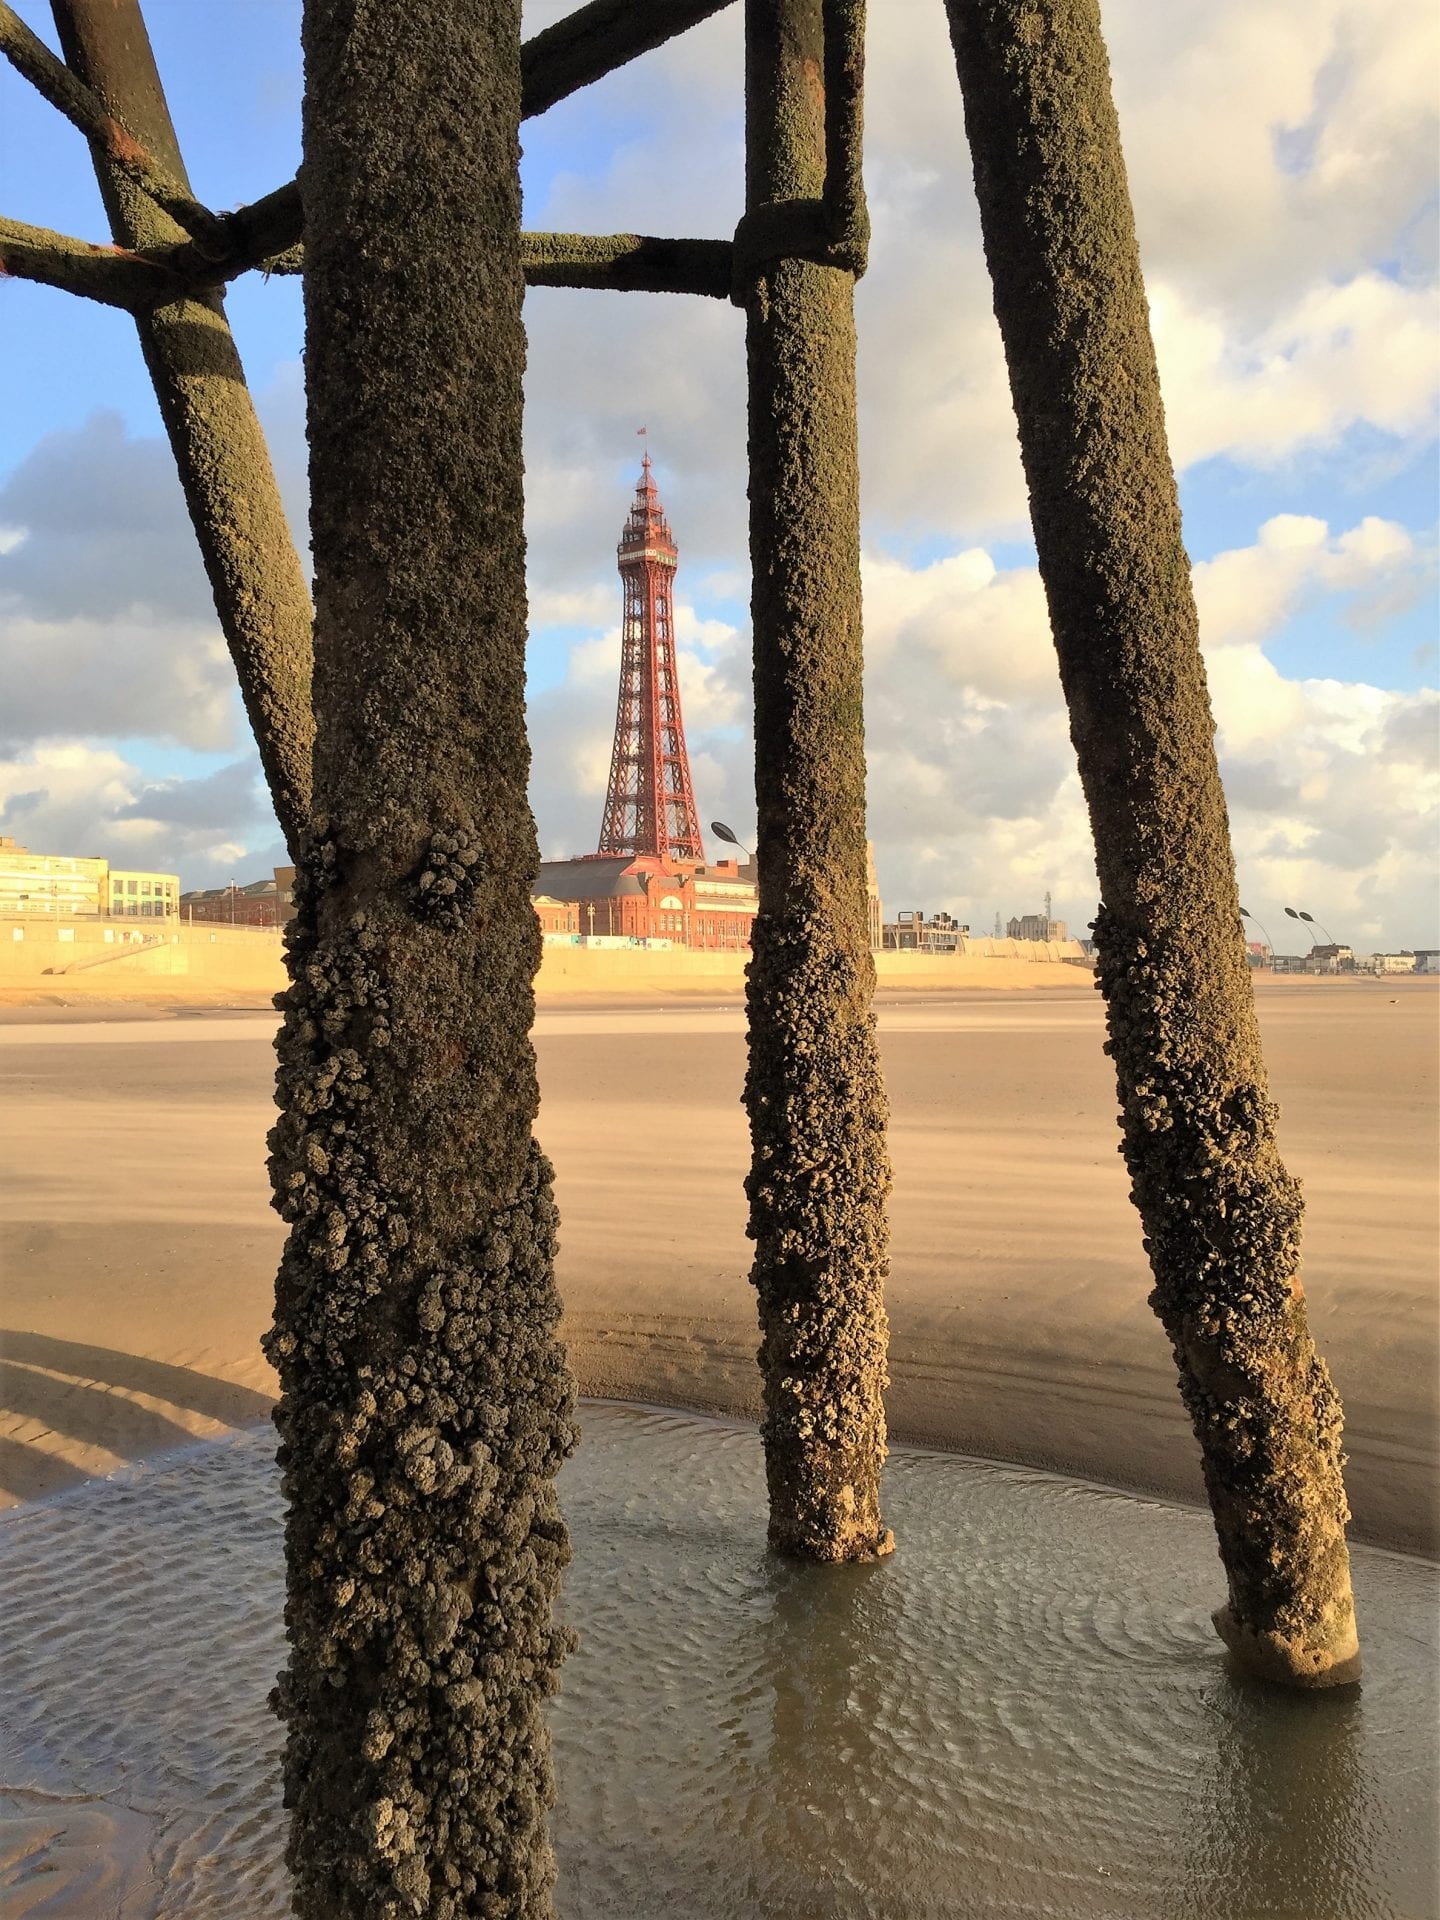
(537, 944, 746, 995)
(878, 937, 1089, 984)
(0, 918, 287, 994)
(0, 917, 1091, 1002)
(535, 938, 1088, 996)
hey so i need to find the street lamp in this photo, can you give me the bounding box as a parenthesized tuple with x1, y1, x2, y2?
(1284, 905, 1338, 947)
(711, 820, 757, 952)
(710, 819, 753, 862)
(1239, 906, 1276, 968)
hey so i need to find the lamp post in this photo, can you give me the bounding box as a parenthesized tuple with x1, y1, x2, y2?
(713, 819, 758, 954)
(710, 818, 754, 863)
(1239, 907, 1276, 970)
(1304, 907, 1338, 944)
(1284, 906, 1342, 976)
(1284, 905, 1338, 951)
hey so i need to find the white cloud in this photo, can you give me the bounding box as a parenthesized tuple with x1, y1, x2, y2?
(3, 0, 1436, 946)
(1193, 513, 1432, 652)
(0, 409, 259, 755)
(0, 745, 139, 858)
(1222, 681, 1439, 950)
(528, 510, 1437, 946)
(0, 612, 238, 753)
(862, 548, 1054, 700)
(511, 0, 1437, 559)
(527, 580, 614, 632)
(1153, 274, 1439, 469)
(1111, 515, 1436, 943)
(0, 410, 214, 624)
(0, 745, 282, 890)
(1107, 0, 1438, 311)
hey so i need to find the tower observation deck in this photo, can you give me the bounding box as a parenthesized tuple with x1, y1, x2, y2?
(594, 455, 705, 862)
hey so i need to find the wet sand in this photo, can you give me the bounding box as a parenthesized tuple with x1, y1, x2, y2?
(1, 977, 1436, 1554)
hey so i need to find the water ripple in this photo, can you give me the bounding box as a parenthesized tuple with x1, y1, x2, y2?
(1, 1406, 1435, 1920)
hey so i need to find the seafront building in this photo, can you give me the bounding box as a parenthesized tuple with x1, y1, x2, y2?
(0, 836, 179, 919)
(1007, 908, 1067, 943)
(181, 869, 295, 927)
(883, 909, 967, 952)
(108, 869, 182, 917)
(1307, 942, 1355, 972)
(534, 853, 757, 949)
(2, 466, 886, 962)
(1269, 944, 1424, 976)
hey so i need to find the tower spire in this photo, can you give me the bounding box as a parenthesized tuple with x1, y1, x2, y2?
(595, 457, 706, 862)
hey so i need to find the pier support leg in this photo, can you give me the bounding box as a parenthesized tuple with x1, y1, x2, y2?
(740, 0, 893, 1563)
(946, 0, 1358, 1685)
(266, 6, 576, 1915)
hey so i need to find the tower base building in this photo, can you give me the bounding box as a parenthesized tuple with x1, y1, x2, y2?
(534, 854, 757, 950)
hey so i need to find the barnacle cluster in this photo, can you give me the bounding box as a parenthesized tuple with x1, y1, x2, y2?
(410, 827, 485, 933)
(266, 845, 576, 1917)
(745, 914, 893, 1562)
(1093, 904, 1352, 1648)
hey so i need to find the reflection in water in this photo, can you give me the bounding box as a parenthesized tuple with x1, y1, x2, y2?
(736, 1556, 896, 1918)
(1, 1406, 1435, 1920)
(1183, 1666, 1404, 1920)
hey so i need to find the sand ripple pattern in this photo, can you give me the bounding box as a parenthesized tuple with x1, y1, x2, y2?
(2, 1405, 1436, 1919)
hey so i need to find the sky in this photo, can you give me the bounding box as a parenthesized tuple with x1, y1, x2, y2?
(0, 0, 1436, 951)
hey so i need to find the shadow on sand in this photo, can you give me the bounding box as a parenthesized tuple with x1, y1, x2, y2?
(0, 1331, 274, 1502)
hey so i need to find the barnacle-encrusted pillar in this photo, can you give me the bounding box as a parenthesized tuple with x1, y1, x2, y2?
(739, 0, 892, 1563)
(265, 4, 576, 1916)
(946, 0, 1358, 1686)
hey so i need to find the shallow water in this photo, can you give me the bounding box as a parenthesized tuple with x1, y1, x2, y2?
(1, 1405, 1435, 1920)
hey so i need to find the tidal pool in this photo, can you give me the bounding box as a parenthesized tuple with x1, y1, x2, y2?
(2, 1403, 1435, 1918)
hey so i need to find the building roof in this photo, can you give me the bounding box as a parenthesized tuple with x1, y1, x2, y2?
(180, 877, 277, 903)
(535, 856, 650, 901)
(535, 855, 759, 903)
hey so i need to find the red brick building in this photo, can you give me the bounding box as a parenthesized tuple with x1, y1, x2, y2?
(181, 876, 283, 927)
(533, 854, 757, 950)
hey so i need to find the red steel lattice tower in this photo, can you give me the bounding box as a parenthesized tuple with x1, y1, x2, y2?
(596, 455, 705, 861)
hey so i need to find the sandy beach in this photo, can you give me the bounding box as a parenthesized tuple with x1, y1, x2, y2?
(1, 975, 1435, 1555)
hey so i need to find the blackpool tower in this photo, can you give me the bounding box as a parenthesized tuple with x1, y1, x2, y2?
(594, 455, 705, 863)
